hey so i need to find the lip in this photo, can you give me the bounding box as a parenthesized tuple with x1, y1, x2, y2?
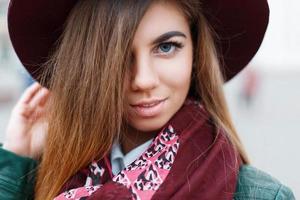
(131, 98, 167, 107)
(130, 98, 167, 118)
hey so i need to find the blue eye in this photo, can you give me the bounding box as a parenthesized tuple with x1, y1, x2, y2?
(155, 41, 183, 55)
(159, 43, 173, 53)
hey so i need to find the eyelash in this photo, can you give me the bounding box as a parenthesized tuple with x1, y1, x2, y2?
(154, 41, 184, 56)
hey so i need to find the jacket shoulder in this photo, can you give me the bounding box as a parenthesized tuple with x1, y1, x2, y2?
(0, 145, 37, 200)
(234, 165, 295, 200)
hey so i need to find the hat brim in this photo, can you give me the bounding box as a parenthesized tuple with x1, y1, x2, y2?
(8, 0, 269, 85)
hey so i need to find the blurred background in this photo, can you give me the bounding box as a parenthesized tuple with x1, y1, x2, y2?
(0, 0, 299, 198)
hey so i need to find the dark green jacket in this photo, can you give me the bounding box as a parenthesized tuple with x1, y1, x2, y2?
(0, 147, 295, 200)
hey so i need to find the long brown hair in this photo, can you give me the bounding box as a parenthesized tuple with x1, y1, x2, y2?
(36, 0, 249, 199)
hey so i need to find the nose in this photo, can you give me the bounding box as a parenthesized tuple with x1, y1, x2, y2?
(130, 54, 159, 91)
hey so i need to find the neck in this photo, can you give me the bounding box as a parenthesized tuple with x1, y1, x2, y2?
(120, 125, 158, 155)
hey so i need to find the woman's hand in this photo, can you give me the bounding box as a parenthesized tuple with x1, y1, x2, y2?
(2, 82, 50, 159)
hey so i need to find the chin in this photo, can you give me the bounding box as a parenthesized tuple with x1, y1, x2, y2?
(129, 118, 168, 133)
(132, 123, 165, 133)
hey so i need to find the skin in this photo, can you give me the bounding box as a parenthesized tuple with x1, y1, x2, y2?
(3, 1, 193, 158)
(3, 82, 49, 159)
(123, 2, 193, 154)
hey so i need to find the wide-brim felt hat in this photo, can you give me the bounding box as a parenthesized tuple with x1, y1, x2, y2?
(8, 0, 269, 86)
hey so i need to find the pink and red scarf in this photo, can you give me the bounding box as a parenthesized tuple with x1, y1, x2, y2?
(54, 99, 241, 200)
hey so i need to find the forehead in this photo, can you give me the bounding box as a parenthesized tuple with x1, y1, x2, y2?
(132, 1, 189, 46)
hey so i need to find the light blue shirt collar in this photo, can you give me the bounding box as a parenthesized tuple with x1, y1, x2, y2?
(110, 138, 153, 175)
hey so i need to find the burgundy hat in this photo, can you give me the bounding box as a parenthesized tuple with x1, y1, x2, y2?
(8, 0, 269, 86)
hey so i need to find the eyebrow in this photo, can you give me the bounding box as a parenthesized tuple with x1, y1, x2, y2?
(151, 31, 187, 45)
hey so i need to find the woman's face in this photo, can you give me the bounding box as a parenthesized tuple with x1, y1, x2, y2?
(125, 2, 193, 133)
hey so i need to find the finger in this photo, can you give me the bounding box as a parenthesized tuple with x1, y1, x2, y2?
(38, 89, 50, 107)
(29, 88, 50, 109)
(30, 107, 46, 121)
(19, 82, 42, 104)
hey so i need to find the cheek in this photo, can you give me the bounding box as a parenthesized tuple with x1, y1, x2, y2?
(155, 52, 193, 90)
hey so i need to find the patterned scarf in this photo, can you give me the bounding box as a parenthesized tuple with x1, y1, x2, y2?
(54, 99, 241, 200)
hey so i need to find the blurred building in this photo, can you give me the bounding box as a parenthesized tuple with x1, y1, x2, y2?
(0, 0, 24, 142)
(254, 0, 300, 69)
(0, 0, 9, 62)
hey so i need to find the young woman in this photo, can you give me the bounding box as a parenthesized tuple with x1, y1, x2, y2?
(0, 0, 295, 199)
